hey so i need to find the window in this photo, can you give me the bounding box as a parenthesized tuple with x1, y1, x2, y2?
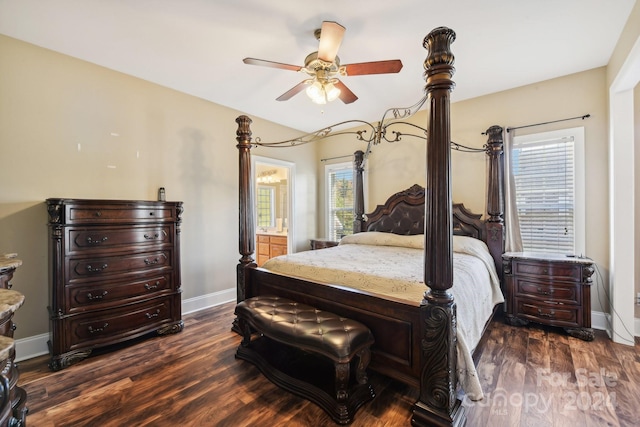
(512, 127, 585, 254)
(256, 186, 275, 228)
(326, 162, 355, 241)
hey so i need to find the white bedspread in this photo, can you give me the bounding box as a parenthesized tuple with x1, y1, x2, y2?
(262, 232, 504, 400)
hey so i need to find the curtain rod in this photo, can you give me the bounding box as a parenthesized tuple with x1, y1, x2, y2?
(505, 114, 590, 133)
(320, 154, 352, 162)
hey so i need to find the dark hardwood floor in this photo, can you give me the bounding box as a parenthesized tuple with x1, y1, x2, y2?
(17, 302, 640, 426)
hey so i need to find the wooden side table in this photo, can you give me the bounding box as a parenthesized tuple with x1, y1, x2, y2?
(309, 238, 339, 250)
(502, 251, 595, 341)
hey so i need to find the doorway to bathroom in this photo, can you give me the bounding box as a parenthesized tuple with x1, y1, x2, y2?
(253, 156, 294, 266)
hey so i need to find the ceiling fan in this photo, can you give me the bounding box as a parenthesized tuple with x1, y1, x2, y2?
(243, 21, 403, 105)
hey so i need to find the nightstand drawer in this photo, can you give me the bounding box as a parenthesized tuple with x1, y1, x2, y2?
(515, 278, 579, 305)
(516, 299, 579, 327)
(512, 260, 581, 281)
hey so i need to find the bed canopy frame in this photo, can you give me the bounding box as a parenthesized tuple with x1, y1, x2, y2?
(234, 27, 505, 427)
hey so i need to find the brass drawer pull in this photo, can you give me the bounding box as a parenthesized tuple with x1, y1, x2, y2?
(537, 309, 556, 318)
(143, 233, 160, 240)
(536, 287, 554, 296)
(86, 264, 108, 273)
(87, 236, 108, 244)
(541, 269, 548, 274)
(94, 211, 102, 217)
(144, 281, 160, 291)
(88, 323, 109, 334)
(87, 290, 108, 300)
(145, 309, 161, 319)
(144, 258, 160, 265)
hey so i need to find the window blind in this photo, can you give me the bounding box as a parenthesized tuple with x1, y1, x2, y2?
(327, 166, 355, 241)
(512, 136, 575, 254)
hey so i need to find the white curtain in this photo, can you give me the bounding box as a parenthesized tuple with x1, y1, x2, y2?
(503, 128, 523, 252)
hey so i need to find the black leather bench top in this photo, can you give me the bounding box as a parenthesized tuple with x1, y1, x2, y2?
(235, 295, 374, 363)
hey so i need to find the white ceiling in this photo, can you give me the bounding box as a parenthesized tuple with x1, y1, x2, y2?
(0, 0, 636, 133)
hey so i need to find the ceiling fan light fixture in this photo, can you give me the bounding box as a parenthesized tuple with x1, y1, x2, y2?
(306, 80, 341, 104)
(325, 82, 341, 102)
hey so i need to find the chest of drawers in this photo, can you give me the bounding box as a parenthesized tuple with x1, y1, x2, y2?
(502, 252, 595, 341)
(47, 199, 184, 370)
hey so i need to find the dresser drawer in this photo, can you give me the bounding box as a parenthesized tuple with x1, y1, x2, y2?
(67, 205, 176, 224)
(68, 297, 177, 348)
(515, 299, 579, 327)
(515, 278, 579, 305)
(68, 225, 173, 253)
(512, 260, 581, 281)
(67, 250, 172, 281)
(66, 274, 173, 313)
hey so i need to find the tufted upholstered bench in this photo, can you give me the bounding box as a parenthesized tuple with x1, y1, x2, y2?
(235, 295, 375, 424)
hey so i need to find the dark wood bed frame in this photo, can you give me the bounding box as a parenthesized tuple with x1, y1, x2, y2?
(234, 27, 505, 427)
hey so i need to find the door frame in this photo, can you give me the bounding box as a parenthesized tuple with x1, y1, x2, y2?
(252, 155, 296, 255)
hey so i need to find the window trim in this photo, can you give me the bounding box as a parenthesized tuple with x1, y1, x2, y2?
(512, 126, 585, 255)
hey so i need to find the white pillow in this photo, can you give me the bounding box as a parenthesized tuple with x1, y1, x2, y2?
(339, 231, 424, 249)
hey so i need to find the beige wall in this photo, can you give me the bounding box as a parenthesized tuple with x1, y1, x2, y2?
(0, 35, 316, 339)
(318, 67, 610, 312)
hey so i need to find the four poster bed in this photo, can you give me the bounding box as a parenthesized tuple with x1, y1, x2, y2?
(234, 27, 505, 426)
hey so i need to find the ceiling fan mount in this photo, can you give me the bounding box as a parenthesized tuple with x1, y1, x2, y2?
(243, 21, 403, 104)
(302, 52, 344, 80)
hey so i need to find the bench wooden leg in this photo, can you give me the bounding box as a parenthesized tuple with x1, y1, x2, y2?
(355, 347, 370, 385)
(237, 317, 252, 347)
(335, 362, 350, 402)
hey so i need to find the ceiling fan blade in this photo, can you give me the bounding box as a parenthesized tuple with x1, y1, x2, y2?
(317, 21, 345, 63)
(343, 60, 403, 76)
(276, 81, 309, 101)
(243, 58, 302, 72)
(334, 80, 358, 104)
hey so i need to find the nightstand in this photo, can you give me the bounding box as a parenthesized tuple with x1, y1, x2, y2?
(502, 252, 595, 341)
(309, 238, 339, 250)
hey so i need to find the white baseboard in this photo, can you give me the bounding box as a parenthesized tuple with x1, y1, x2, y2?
(14, 288, 237, 362)
(591, 310, 610, 333)
(592, 310, 640, 339)
(15, 333, 49, 363)
(181, 287, 236, 315)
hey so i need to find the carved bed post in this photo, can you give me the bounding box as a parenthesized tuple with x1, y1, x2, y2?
(485, 125, 505, 277)
(353, 150, 365, 233)
(413, 27, 465, 427)
(233, 115, 255, 331)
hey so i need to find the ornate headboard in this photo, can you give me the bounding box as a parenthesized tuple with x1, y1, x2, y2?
(361, 184, 485, 240)
(363, 184, 426, 235)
